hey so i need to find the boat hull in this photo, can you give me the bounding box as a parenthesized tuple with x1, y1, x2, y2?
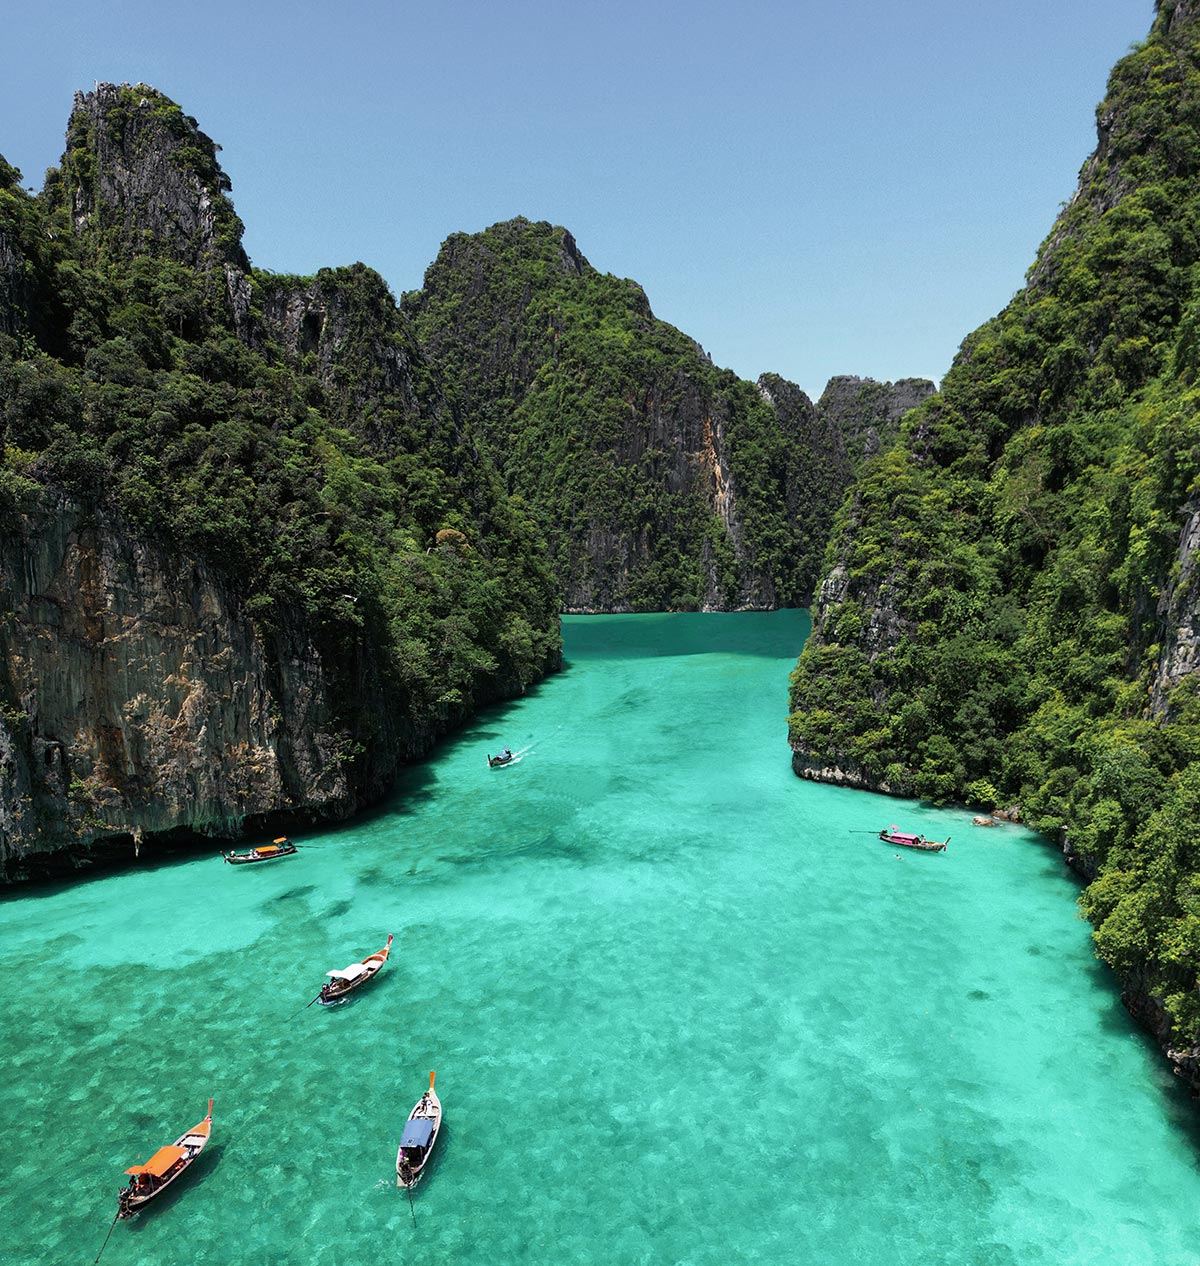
(879, 831, 947, 852)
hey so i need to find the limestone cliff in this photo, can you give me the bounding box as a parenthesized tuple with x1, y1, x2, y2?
(790, 0, 1200, 799)
(816, 375, 936, 469)
(1151, 498, 1200, 718)
(0, 88, 561, 881)
(787, 0, 1200, 1085)
(59, 83, 249, 274)
(0, 497, 404, 877)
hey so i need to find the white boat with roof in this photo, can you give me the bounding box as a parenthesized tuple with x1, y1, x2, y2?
(317, 934, 393, 1006)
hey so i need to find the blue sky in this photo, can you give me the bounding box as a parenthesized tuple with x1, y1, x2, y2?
(3, 0, 1153, 399)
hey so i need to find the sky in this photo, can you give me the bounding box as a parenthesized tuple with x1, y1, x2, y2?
(2, 0, 1156, 400)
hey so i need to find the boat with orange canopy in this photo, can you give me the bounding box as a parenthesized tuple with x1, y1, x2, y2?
(116, 1099, 213, 1218)
(317, 934, 394, 1006)
(223, 837, 297, 865)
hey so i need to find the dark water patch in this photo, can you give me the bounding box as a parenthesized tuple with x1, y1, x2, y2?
(598, 687, 652, 719)
(968, 989, 991, 1001)
(271, 885, 317, 904)
(437, 830, 586, 869)
(563, 609, 811, 660)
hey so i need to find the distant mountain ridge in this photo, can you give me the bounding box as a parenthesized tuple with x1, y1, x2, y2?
(404, 217, 931, 612)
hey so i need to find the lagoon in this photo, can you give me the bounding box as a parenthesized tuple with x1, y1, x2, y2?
(2, 611, 1198, 1264)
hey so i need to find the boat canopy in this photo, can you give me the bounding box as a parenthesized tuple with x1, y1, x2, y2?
(327, 961, 369, 981)
(125, 1145, 186, 1177)
(273, 837, 289, 845)
(400, 1117, 435, 1148)
(257, 845, 280, 854)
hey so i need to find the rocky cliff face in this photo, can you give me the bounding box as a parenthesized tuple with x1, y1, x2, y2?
(0, 156, 45, 339)
(1151, 499, 1200, 717)
(0, 497, 410, 878)
(60, 83, 249, 273)
(0, 226, 29, 337)
(259, 265, 430, 447)
(405, 218, 852, 611)
(816, 375, 936, 468)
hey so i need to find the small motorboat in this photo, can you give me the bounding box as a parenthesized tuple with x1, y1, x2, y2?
(317, 934, 393, 1006)
(879, 825, 949, 852)
(488, 748, 515, 768)
(396, 1071, 442, 1189)
(223, 837, 297, 865)
(116, 1099, 213, 1218)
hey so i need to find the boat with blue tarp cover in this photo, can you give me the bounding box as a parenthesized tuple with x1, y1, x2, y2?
(396, 1072, 442, 1188)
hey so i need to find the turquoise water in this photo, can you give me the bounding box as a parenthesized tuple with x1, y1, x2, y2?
(3, 610, 1200, 1265)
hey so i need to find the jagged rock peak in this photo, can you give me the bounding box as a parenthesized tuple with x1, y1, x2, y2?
(56, 82, 249, 272)
(480, 216, 591, 275)
(415, 216, 592, 282)
(409, 217, 655, 321)
(1158, 0, 1199, 36)
(816, 374, 936, 467)
(757, 372, 816, 418)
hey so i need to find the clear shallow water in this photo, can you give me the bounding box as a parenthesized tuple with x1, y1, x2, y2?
(3, 610, 1200, 1265)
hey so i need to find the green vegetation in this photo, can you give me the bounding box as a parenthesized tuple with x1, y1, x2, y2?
(404, 219, 847, 610)
(0, 91, 560, 785)
(788, 5, 1200, 1048)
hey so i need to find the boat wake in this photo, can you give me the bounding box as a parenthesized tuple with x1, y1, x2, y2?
(491, 743, 533, 767)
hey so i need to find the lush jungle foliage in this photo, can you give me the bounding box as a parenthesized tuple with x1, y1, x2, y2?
(0, 87, 560, 762)
(404, 219, 848, 609)
(789, 2, 1200, 1045)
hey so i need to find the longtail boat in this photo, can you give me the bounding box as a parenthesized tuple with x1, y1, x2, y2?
(223, 837, 297, 865)
(318, 934, 394, 1006)
(488, 749, 514, 768)
(396, 1071, 442, 1189)
(879, 826, 949, 852)
(116, 1099, 213, 1218)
